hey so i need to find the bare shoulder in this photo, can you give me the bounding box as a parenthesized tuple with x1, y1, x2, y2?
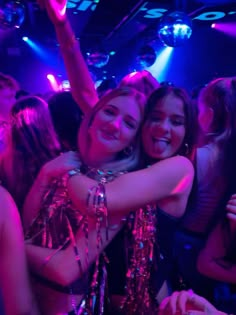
(156, 155, 194, 174)
(172, 155, 194, 169)
(0, 186, 18, 218)
(0, 186, 13, 205)
(0, 185, 9, 203)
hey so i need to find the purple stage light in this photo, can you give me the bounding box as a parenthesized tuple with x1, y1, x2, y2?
(212, 22, 236, 37)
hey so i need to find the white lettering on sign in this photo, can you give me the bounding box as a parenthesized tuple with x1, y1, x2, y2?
(142, 7, 235, 21)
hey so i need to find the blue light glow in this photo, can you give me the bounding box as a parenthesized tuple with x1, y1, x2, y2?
(146, 47, 174, 82)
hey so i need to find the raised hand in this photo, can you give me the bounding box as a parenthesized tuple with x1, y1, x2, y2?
(37, 0, 67, 25)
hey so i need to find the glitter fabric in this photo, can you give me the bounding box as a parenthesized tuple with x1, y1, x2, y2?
(25, 166, 125, 315)
(25, 172, 85, 250)
(120, 204, 159, 315)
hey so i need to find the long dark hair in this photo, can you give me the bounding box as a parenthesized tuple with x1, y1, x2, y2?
(200, 78, 236, 265)
(199, 77, 236, 191)
(1, 96, 61, 211)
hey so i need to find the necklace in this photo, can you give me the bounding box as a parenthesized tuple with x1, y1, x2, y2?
(80, 164, 126, 182)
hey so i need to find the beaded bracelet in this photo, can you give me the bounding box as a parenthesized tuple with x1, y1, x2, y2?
(68, 168, 81, 177)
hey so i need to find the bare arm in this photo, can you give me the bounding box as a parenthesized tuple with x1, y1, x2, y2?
(0, 186, 39, 315)
(26, 216, 124, 286)
(55, 20, 98, 113)
(197, 222, 236, 283)
(25, 156, 194, 286)
(68, 155, 194, 218)
(39, 0, 98, 113)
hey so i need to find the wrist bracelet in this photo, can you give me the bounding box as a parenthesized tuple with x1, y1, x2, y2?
(65, 168, 81, 186)
(68, 168, 81, 178)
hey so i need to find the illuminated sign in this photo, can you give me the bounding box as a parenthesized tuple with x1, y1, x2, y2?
(139, 4, 236, 21)
(67, 0, 99, 12)
(66, 1, 234, 21)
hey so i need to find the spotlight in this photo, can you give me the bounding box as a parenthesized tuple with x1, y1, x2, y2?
(136, 45, 156, 68)
(211, 23, 216, 28)
(147, 46, 174, 82)
(47, 74, 59, 92)
(22, 36, 28, 41)
(86, 50, 110, 68)
(0, 0, 25, 30)
(158, 11, 192, 47)
(47, 74, 54, 81)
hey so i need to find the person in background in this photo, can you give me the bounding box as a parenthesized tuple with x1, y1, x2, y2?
(174, 77, 236, 302)
(158, 290, 230, 315)
(0, 185, 39, 315)
(0, 95, 74, 212)
(197, 194, 236, 313)
(48, 91, 83, 151)
(0, 73, 19, 155)
(96, 78, 117, 98)
(118, 70, 160, 98)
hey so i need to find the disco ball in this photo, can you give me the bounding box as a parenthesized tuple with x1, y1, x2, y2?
(86, 50, 110, 68)
(136, 45, 156, 68)
(158, 11, 192, 47)
(0, 0, 25, 30)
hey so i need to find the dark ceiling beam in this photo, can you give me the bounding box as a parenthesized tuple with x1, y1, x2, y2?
(105, 0, 146, 40)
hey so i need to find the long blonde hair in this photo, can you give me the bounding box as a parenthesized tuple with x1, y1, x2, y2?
(78, 87, 146, 172)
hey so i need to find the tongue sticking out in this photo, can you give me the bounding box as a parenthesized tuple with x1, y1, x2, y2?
(153, 140, 168, 152)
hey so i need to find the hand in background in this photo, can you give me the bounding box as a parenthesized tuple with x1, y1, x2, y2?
(37, 0, 67, 25)
(158, 290, 219, 315)
(226, 194, 236, 226)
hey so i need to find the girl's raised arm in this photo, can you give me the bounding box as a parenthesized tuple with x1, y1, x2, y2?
(39, 0, 99, 113)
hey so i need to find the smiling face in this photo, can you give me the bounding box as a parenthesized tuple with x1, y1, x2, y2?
(142, 92, 186, 161)
(88, 95, 142, 164)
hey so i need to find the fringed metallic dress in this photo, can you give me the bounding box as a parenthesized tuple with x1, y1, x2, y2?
(25, 166, 124, 315)
(119, 205, 159, 315)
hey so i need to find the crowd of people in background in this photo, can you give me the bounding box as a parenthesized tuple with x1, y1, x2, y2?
(0, 0, 236, 315)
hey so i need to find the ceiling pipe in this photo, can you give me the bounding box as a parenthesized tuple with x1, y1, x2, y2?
(105, 0, 146, 40)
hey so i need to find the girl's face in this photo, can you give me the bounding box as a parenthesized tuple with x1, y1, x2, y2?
(89, 95, 142, 160)
(142, 93, 186, 160)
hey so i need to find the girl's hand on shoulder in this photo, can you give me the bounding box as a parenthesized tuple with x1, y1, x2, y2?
(41, 151, 80, 181)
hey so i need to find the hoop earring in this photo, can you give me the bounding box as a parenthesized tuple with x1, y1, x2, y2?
(123, 145, 133, 156)
(184, 143, 189, 155)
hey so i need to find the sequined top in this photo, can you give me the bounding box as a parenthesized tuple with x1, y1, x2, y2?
(25, 166, 126, 314)
(25, 171, 84, 249)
